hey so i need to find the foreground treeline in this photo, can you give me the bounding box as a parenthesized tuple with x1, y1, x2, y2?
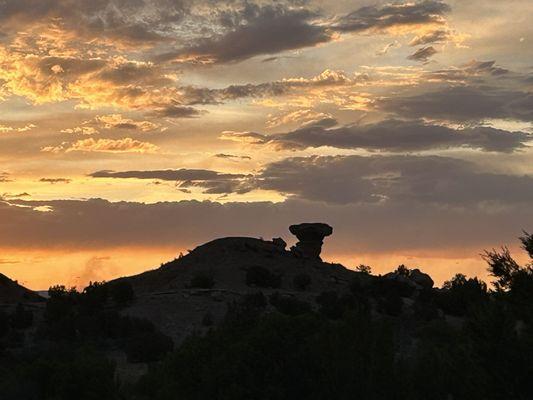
(1, 233, 532, 400)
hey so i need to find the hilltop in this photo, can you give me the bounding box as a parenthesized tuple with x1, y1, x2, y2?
(0, 273, 44, 305)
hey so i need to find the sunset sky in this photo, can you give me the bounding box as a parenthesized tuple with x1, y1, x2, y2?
(1, 0, 532, 289)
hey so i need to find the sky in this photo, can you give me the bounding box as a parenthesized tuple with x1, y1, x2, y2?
(0, 0, 532, 289)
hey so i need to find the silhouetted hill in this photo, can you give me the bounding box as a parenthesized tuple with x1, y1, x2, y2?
(1, 226, 532, 400)
(0, 273, 44, 304)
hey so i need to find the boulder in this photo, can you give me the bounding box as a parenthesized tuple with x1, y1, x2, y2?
(289, 223, 333, 259)
(409, 269, 434, 289)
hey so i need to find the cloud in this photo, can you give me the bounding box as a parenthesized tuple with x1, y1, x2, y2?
(42, 138, 159, 154)
(214, 153, 252, 160)
(255, 154, 533, 205)
(0, 172, 12, 182)
(332, 1, 450, 33)
(266, 109, 334, 128)
(0, 123, 36, 133)
(1, 195, 532, 257)
(407, 46, 438, 62)
(409, 29, 451, 46)
(0, 50, 203, 116)
(90, 168, 252, 194)
(375, 41, 401, 56)
(0, 0, 186, 46)
(155, 5, 331, 63)
(221, 119, 532, 153)
(380, 86, 533, 122)
(94, 114, 160, 132)
(39, 178, 71, 184)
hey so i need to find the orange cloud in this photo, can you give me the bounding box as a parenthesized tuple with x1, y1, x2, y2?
(41, 138, 159, 154)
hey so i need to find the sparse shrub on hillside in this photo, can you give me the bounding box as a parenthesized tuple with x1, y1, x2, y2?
(10, 304, 33, 330)
(269, 293, 312, 316)
(124, 330, 174, 363)
(109, 280, 135, 305)
(292, 273, 311, 291)
(246, 266, 281, 288)
(356, 264, 372, 274)
(380, 293, 403, 316)
(316, 291, 356, 319)
(242, 292, 267, 309)
(189, 273, 215, 289)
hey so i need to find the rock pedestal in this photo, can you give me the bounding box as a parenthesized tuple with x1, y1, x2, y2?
(289, 223, 333, 259)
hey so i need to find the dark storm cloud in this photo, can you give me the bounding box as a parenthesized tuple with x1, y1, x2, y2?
(222, 119, 532, 153)
(332, 0, 450, 33)
(255, 155, 533, 205)
(380, 86, 533, 122)
(407, 46, 438, 62)
(155, 5, 331, 63)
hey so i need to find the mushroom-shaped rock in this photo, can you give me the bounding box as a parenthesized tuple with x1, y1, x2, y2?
(289, 223, 333, 259)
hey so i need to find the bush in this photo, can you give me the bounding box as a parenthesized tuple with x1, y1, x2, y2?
(269, 293, 312, 316)
(316, 291, 356, 319)
(245, 266, 281, 288)
(0, 311, 9, 337)
(437, 274, 488, 316)
(124, 331, 174, 363)
(10, 304, 33, 330)
(109, 280, 135, 304)
(242, 292, 267, 309)
(292, 274, 311, 291)
(189, 273, 215, 289)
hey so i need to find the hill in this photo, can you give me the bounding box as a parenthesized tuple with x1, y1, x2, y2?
(0, 273, 44, 305)
(1, 225, 532, 399)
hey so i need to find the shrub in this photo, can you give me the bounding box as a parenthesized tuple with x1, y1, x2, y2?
(189, 273, 215, 289)
(316, 291, 355, 319)
(124, 331, 174, 363)
(10, 304, 33, 330)
(246, 266, 281, 288)
(356, 264, 372, 274)
(292, 273, 311, 291)
(437, 274, 488, 316)
(109, 280, 135, 304)
(269, 293, 312, 316)
(242, 292, 267, 309)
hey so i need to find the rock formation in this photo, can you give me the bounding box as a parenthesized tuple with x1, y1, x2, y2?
(289, 223, 333, 259)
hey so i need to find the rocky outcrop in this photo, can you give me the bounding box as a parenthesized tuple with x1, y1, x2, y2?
(289, 223, 333, 259)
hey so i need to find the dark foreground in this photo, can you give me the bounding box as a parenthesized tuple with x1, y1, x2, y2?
(1, 230, 532, 400)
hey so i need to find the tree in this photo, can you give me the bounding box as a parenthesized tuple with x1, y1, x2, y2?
(482, 247, 521, 292)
